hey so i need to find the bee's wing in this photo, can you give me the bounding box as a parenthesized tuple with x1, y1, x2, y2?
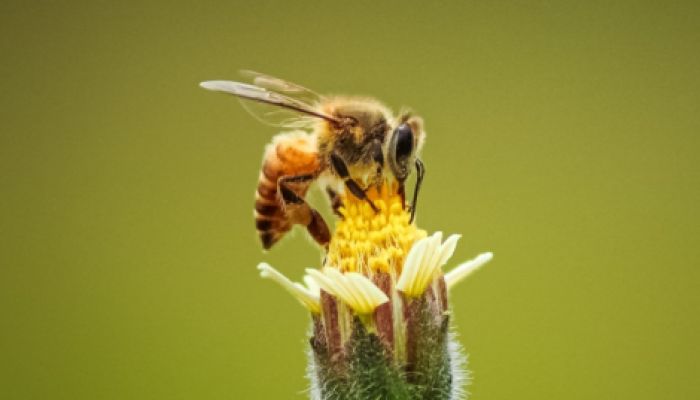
(200, 77, 338, 129)
(240, 70, 324, 104)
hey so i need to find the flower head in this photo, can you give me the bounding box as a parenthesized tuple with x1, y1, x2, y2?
(256, 182, 492, 399)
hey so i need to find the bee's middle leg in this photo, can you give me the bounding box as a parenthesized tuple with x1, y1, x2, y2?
(330, 152, 379, 213)
(326, 187, 344, 218)
(278, 174, 331, 248)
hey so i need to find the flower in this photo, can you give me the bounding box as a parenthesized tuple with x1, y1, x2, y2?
(256, 182, 492, 399)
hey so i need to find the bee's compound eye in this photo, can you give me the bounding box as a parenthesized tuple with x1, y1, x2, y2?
(395, 123, 414, 159)
(388, 123, 415, 181)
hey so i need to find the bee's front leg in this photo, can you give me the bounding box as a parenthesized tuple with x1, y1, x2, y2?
(408, 158, 425, 223)
(398, 181, 406, 210)
(330, 152, 379, 213)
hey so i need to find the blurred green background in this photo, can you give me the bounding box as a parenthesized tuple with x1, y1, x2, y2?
(2, 1, 699, 399)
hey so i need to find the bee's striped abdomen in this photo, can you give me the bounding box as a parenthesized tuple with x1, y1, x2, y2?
(254, 131, 320, 249)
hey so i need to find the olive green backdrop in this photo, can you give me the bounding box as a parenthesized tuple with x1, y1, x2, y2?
(2, 1, 699, 399)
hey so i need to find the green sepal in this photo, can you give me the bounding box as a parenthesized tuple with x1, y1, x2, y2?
(345, 317, 412, 399)
(404, 295, 453, 399)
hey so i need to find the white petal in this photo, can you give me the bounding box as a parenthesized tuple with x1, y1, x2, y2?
(324, 268, 364, 310)
(308, 268, 388, 314)
(257, 263, 320, 313)
(437, 234, 461, 268)
(346, 272, 389, 313)
(396, 237, 430, 294)
(305, 268, 340, 296)
(444, 252, 494, 290)
(416, 232, 443, 294)
(303, 274, 320, 295)
(343, 273, 371, 313)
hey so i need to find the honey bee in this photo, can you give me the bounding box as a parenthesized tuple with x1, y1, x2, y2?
(200, 71, 425, 250)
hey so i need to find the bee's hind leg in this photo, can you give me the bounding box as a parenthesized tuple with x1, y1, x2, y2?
(278, 174, 331, 248)
(330, 152, 379, 213)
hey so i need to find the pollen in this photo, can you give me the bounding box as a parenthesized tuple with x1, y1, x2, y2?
(326, 182, 426, 275)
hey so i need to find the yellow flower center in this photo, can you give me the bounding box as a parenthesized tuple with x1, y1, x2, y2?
(326, 182, 427, 275)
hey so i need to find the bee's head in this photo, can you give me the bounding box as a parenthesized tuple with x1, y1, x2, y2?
(387, 114, 425, 183)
